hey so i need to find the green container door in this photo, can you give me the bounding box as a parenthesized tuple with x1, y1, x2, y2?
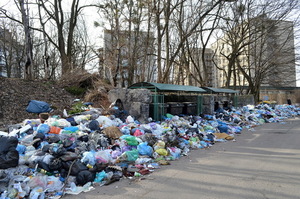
(150, 94, 165, 121)
(197, 95, 203, 115)
(233, 95, 238, 107)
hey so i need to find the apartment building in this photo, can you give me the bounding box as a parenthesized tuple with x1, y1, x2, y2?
(211, 18, 296, 88)
(101, 29, 156, 87)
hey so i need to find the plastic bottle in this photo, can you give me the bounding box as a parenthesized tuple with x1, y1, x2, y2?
(36, 168, 53, 176)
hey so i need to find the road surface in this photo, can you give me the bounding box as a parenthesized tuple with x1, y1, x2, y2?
(63, 117, 300, 199)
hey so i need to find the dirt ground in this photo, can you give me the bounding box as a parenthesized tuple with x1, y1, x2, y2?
(0, 74, 112, 130)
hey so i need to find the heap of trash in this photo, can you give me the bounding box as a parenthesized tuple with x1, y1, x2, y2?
(0, 101, 299, 199)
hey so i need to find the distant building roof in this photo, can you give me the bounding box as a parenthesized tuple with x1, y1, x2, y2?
(201, 87, 239, 94)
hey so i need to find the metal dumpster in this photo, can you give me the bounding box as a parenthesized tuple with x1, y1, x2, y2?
(182, 102, 197, 115)
(167, 102, 184, 115)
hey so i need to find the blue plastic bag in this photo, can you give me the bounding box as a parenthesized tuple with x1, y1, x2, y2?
(217, 124, 229, 133)
(16, 144, 26, 155)
(137, 142, 153, 157)
(26, 100, 52, 113)
(94, 171, 107, 183)
(36, 123, 50, 134)
(63, 126, 79, 133)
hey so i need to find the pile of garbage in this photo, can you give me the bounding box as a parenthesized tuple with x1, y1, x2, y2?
(0, 103, 299, 198)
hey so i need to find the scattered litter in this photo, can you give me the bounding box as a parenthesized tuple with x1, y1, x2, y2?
(0, 103, 299, 198)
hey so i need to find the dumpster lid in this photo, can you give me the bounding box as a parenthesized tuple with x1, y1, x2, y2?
(128, 82, 206, 93)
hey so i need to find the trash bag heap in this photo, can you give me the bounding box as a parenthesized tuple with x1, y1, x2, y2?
(0, 102, 299, 198)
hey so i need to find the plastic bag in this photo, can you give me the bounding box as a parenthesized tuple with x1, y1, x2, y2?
(20, 134, 34, 146)
(135, 157, 152, 164)
(57, 119, 71, 128)
(126, 116, 134, 123)
(125, 149, 139, 161)
(16, 144, 26, 155)
(94, 150, 112, 164)
(61, 126, 79, 134)
(49, 126, 61, 134)
(26, 100, 52, 113)
(111, 150, 122, 159)
(7, 175, 30, 198)
(36, 124, 50, 134)
(28, 187, 45, 199)
(155, 148, 168, 156)
(153, 140, 165, 150)
(96, 116, 114, 128)
(137, 142, 153, 157)
(217, 124, 229, 133)
(133, 129, 144, 137)
(120, 126, 130, 135)
(94, 171, 107, 183)
(167, 147, 181, 160)
(46, 176, 63, 192)
(28, 174, 48, 189)
(123, 135, 139, 146)
(81, 151, 96, 166)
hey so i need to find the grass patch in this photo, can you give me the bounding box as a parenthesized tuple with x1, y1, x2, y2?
(65, 86, 86, 96)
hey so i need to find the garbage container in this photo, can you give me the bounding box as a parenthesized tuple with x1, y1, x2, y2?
(183, 102, 197, 115)
(149, 103, 169, 120)
(167, 102, 184, 115)
(163, 103, 169, 114)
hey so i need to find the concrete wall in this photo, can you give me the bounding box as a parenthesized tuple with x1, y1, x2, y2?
(108, 88, 152, 123)
(260, 88, 300, 105)
(202, 95, 214, 115)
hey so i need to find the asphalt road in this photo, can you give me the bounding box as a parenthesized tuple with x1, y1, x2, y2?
(63, 117, 300, 199)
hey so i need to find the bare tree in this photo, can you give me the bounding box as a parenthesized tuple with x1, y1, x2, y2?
(213, 0, 300, 102)
(177, 0, 223, 87)
(16, 0, 33, 79)
(1, 0, 98, 79)
(97, 0, 156, 87)
(37, 0, 95, 76)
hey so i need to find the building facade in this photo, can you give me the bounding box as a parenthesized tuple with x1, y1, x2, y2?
(211, 18, 296, 88)
(101, 29, 156, 87)
(179, 48, 217, 87)
(0, 28, 24, 78)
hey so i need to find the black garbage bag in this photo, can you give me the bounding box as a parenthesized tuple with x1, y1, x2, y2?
(76, 170, 96, 186)
(37, 161, 51, 171)
(66, 117, 78, 126)
(49, 145, 66, 157)
(77, 135, 89, 142)
(89, 163, 109, 173)
(186, 128, 199, 134)
(206, 134, 215, 144)
(62, 139, 73, 148)
(60, 151, 78, 162)
(47, 135, 61, 144)
(48, 158, 62, 171)
(33, 132, 46, 149)
(88, 120, 100, 131)
(0, 150, 19, 169)
(0, 136, 19, 169)
(42, 144, 51, 153)
(62, 160, 88, 176)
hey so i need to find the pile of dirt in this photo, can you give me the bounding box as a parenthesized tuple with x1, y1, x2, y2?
(0, 72, 113, 130)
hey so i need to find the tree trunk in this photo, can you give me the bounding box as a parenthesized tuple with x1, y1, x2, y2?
(19, 0, 33, 80)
